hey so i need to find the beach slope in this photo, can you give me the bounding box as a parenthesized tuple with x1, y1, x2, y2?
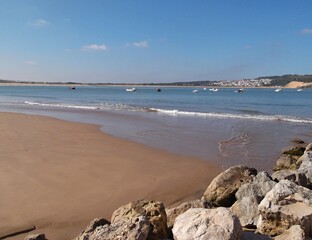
(0, 112, 219, 240)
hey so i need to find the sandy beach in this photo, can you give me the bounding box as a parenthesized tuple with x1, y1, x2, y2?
(0, 112, 220, 240)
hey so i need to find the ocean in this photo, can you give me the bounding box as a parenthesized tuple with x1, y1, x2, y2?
(0, 85, 311, 171)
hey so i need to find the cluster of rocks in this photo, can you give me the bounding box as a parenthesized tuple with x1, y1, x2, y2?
(26, 141, 312, 240)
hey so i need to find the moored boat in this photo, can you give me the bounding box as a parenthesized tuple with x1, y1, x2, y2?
(126, 87, 136, 92)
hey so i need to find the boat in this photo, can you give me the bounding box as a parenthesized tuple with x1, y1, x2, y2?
(209, 88, 219, 92)
(156, 88, 161, 92)
(192, 90, 199, 93)
(275, 88, 282, 92)
(126, 87, 136, 92)
(297, 88, 303, 92)
(203, 88, 207, 90)
(235, 88, 244, 93)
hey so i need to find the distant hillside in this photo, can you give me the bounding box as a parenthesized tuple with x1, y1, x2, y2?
(257, 74, 312, 86)
(1, 74, 312, 87)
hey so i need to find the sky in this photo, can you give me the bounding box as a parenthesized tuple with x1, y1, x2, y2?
(0, 0, 311, 83)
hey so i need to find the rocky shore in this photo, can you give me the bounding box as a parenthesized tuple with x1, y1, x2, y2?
(26, 141, 312, 240)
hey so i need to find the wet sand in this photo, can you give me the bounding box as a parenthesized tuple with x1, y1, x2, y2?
(0, 112, 220, 240)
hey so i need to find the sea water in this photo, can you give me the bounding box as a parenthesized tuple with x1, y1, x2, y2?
(0, 85, 311, 171)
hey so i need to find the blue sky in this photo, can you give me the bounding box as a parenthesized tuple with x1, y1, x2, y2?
(0, 0, 311, 83)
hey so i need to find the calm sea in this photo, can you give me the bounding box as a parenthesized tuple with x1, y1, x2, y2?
(0, 85, 311, 171)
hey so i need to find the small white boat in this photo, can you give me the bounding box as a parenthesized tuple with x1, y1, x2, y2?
(203, 88, 207, 90)
(209, 88, 219, 92)
(126, 87, 136, 92)
(192, 89, 199, 93)
(275, 88, 282, 92)
(297, 88, 303, 92)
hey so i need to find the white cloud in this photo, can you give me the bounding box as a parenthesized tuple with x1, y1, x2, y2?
(24, 60, 37, 65)
(126, 41, 149, 48)
(29, 19, 50, 27)
(82, 44, 108, 51)
(300, 28, 312, 35)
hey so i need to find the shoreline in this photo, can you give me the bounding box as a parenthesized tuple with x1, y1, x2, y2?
(0, 82, 309, 88)
(0, 112, 221, 240)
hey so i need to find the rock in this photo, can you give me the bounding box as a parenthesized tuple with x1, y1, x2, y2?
(257, 179, 312, 237)
(274, 154, 297, 170)
(235, 172, 276, 201)
(240, 231, 272, 240)
(292, 138, 305, 144)
(274, 225, 306, 240)
(271, 169, 308, 187)
(75, 218, 110, 240)
(202, 165, 257, 207)
(231, 172, 276, 227)
(76, 215, 150, 240)
(111, 199, 169, 240)
(166, 199, 210, 229)
(298, 143, 312, 189)
(231, 196, 259, 228)
(172, 207, 242, 240)
(24, 234, 47, 240)
(281, 146, 306, 156)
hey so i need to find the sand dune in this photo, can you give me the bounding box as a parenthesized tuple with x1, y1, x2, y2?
(284, 81, 305, 88)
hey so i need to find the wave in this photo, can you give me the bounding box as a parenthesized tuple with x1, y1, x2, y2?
(24, 101, 141, 111)
(23, 101, 312, 124)
(149, 108, 312, 124)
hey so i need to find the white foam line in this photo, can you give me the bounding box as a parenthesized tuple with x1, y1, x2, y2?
(150, 108, 312, 124)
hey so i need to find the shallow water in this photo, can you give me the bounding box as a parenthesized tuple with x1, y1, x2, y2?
(0, 85, 311, 171)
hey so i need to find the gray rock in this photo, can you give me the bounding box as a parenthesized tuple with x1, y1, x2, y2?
(24, 234, 47, 240)
(298, 143, 312, 189)
(257, 180, 312, 237)
(202, 165, 257, 207)
(274, 225, 306, 240)
(271, 169, 307, 187)
(76, 215, 150, 240)
(75, 218, 110, 240)
(111, 199, 169, 240)
(231, 172, 276, 227)
(166, 199, 209, 229)
(172, 207, 242, 240)
(231, 196, 259, 228)
(235, 172, 276, 201)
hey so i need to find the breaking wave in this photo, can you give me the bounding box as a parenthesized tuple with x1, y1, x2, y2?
(23, 101, 312, 124)
(149, 108, 312, 124)
(24, 101, 141, 111)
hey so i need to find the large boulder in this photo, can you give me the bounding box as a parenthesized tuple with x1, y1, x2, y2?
(166, 199, 210, 229)
(172, 207, 242, 240)
(111, 199, 169, 240)
(257, 179, 312, 237)
(274, 225, 306, 240)
(75, 215, 150, 240)
(202, 165, 257, 207)
(298, 143, 312, 189)
(230, 172, 276, 227)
